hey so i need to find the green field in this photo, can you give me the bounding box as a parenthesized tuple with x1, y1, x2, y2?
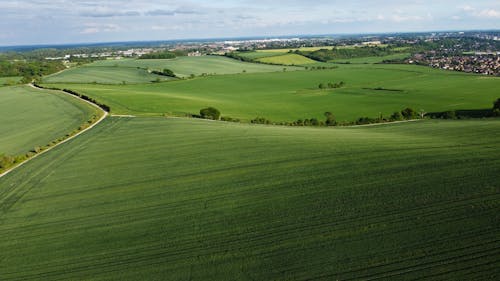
(41, 66, 170, 84)
(43, 64, 500, 122)
(0, 85, 100, 156)
(0, 76, 22, 86)
(256, 46, 335, 53)
(88, 56, 301, 77)
(331, 53, 411, 64)
(0, 117, 498, 280)
(234, 51, 281, 60)
(257, 53, 317, 65)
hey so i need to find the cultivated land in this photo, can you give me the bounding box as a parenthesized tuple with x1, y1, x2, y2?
(331, 53, 411, 64)
(0, 76, 22, 86)
(41, 66, 170, 84)
(257, 53, 317, 65)
(0, 117, 498, 280)
(85, 56, 301, 77)
(0, 85, 100, 156)
(43, 64, 500, 122)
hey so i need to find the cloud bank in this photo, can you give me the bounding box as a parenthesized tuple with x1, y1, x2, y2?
(0, 0, 498, 45)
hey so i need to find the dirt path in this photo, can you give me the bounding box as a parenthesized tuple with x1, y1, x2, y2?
(0, 84, 108, 179)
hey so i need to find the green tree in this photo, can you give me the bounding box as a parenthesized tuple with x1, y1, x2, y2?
(200, 107, 221, 120)
(390, 111, 403, 121)
(324, 112, 336, 126)
(401, 108, 416, 120)
(162, 69, 175, 77)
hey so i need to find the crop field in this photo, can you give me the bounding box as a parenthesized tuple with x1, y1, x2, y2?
(256, 46, 335, 53)
(41, 66, 170, 84)
(43, 64, 500, 122)
(234, 51, 282, 60)
(0, 117, 498, 280)
(88, 56, 301, 77)
(257, 53, 317, 65)
(0, 76, 22, 86)
(331, 53, 411, 64)
(0, 85, 100, 156)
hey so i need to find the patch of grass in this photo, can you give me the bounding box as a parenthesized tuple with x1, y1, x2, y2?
(43, 64, 500, 122)
(257, 53, 317, 65)
(0, 118, 498, 280)
(0, 85, 100, 156)
(0, 76, 22, 86)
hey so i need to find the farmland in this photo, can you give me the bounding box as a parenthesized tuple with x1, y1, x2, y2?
(0, 76, 22, 86)
(0, 85, 100, 156)
(82, 56, 301, 78)
(257, 53, 317, 65)
(41, 66, 171, 84)
(43, 64, 500, 122)
(0, 117, 498, 280)
(331, 53, 411, 64)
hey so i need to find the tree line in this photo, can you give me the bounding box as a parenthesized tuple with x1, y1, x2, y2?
(0, 60, 65, 83)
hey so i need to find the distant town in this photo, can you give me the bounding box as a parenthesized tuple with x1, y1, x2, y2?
(12, 30, 500, 77)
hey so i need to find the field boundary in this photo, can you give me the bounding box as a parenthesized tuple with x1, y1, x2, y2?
(347, 119, 422, 127)
(0, 84, 108, 179)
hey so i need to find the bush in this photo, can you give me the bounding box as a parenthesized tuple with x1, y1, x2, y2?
(443, 110, 457, 119)
(390, 111, 403, 121)
(494, 98, 500, 110)
(401, 107, 416, 119)
(199, 107, 221, 120)
(251, 117, 271, 124)
(493, 108, 500, 117)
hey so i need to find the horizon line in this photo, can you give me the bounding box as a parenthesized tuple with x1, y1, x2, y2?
(1, 28, 499, 49)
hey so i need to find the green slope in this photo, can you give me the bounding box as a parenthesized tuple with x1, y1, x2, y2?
(43, 64, 500, 122)
(41, 66, 170, 84)
(0, 85, 100, 156)
(0, 118, 499, 280)
(88, 56, 302, 77)
(257, 53, 317, 65)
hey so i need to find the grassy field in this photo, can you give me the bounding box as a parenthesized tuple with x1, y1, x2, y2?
(234, 51, 282, 60)
(256, 46, 335, 53)
(43, 64, 500, 122)
(331, 53, 411, 64)
(0, 76, 22, 86)
(88, 56, 301, 77)
(257, 53, 317, 65)
(41, 66, 170, 84)
(0, 85, 100, 156)
(0, 117, 498, 280)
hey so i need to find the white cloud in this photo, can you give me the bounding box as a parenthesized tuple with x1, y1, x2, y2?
(461, 5, 475, 12)
(477, 9, 500, 18)
(80, 23, 121, 34)
(459, 5, 500, 19)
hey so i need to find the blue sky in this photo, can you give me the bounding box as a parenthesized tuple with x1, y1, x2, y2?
(1, 0, 499, 46)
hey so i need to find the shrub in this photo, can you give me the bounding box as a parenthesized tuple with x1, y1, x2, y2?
(199, 107, 221, 120)
(401, 107, 416, 119)
(251, 117, 271, 124)
(443, 110, 457, 119)
(494, 98, 500, 110)
(390, 111, 403, 121)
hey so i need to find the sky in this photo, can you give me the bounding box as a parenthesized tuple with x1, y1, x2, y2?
(0, 0, 499, 46)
